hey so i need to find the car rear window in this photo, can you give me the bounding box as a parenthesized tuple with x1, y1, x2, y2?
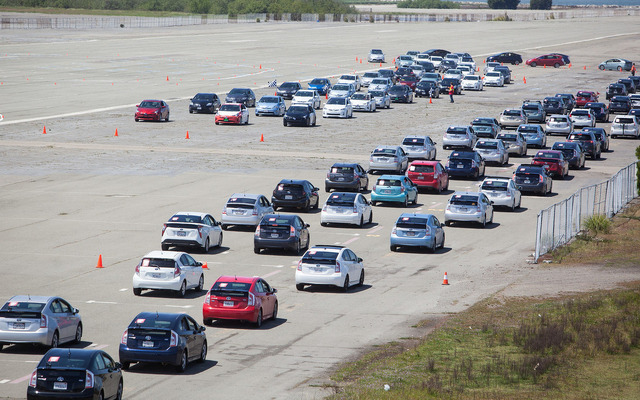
(376, 179, 401, 187)
(577, 92, 592, 98)
(403, 138, 425, 146)
(408, 164, 434, 173)
(131, 317, 172, 329)
(395, 216, 428, 229)
(449, 195, 479, 206)
(482, 180, 509, 191)
(169, 215, 202, 223)
(326, 193, 356, 206)
(476, 141, 498, 149)
(39, 354, 90, 369)
(549, 116, 568, 123)
(140, 258, 176, 269)
(302, 250, 339, 265)
(0, 301, 45, 318)
(227, 197, 257, 207)
(447, 127, 467, 134)
(331, 166, 354, 173)
(568, 134, 591, 140)
(211, 281, 251, 296)
(373, 148, 396, 156)
(498, 134, 517, 141)
(261, 216, 292, 226)
(616, 117, 635, 124)
(523, 105, 539, 111)
(503, 110, 521, 116)
(276, 184, 303, 194)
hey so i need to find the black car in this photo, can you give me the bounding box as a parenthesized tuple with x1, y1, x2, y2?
(414, 60, 436, 73)
(609, 96, 632, 114)
(276, 81, 302, 99)
(629, 108, 640, 121)
(254, 214, 310, 254)
(550, 53, 571, 65)
(513, 164, 552, 195)
(556, 93, 576, 111)
(225, 88, 256, 107)
(543, 96, 567, 115)
(582, 127, 610, 152)
(283, 104, 316, 127)
(189, 93, 220, 114)
(271, 179, 319, 211)
(440, 78, 462, 95)
(493, 66, 512, 84)
(618, 78, 636, 94)
(325, 163, 369, 192)
(394, 67, 414, 79)
(445, 151, 485, 180)
(606, 83, 628, 100)
(628, 75, 640, 89)
(584, 102, 610, 122)
(119, 312, 207, 372)
(486, 52, 523, 65)
(424, 49, 450, 58)
(439, 59, 457, 72)
(551, 142, 586, 169)
(567, 131, 601, 159)
(415, 80, 439, 98)
(378, 69, 397, 84)
(388, 84, 414, 103)
(28, 348, 123, 400)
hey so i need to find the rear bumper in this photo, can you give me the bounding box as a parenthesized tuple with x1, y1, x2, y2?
(295, 271, 343, 287)
(132, 275, 181, 291)
(203, 304, 258, 322)
(254, 236, 298, 250)
(27, 388, 95, 400)
(371, 192, 407, 203)
(272, 198, 308, 209)
(390, 234, 435, 248)
(0, 328, 50, 346)
(119, 344, 181, 365)
(325, 180, 359, 191)
(321, 211, 361, 225)
(162, 239, 202, 248)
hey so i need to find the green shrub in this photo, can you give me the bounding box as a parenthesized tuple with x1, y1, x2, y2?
(488, 0, 520, 9)
(397, 0, 460, 9)
(530, 0, 552, 9)
(584, 214, 612, 236)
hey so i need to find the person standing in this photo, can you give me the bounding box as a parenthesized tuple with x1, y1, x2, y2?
(449, 84, 454, 103)
(632, 63, 636, 76)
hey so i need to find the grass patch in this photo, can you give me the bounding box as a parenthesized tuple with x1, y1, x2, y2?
(329, 286, 640, 399)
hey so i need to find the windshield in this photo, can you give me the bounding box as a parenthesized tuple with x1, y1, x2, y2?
(295, 91, 313, 97)
(326, 193, 356, 206)
(310, 79, 326, 85)
(363, 72, 379, 78)
(193, 94, 213, 100)
(326, 98, 346, 105)
(280, 82, 298, 89)
(332, 84, 349, 91)
(389, 86, 406, 94)
(340, 75, 356, 81)
(228, 88, 247, 95)
(464, 76, 479, 81)
(220, 104, 240, 112)
(369, 90, 385, 97)
(139, 101, 160, 108)
(259, 97, 278, 103)
(371, 79, 387, 85)
(486, 72, 501, 77)
(351, 94, 368, 100)
(288, 106, 309, 113)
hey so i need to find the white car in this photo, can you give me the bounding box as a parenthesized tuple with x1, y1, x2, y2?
(329, 83, 355, 98)
(443, 69, 463, 80)
(610, 115, 640, 138)
(461, 75, 483, 91)
(484, 61, 500, 75)
(368, 78, 392, 92)
(395, 55, 414, 68)
(457, 65, 474, 76)
(295, 245, 365, 291)
(429, 56, 443, 68)
(546, 114, 574, 135)
(369, 89, 391, 109)
(569, 108, 596, 128)
(350, 93, 376, 112)
(221, 193, 274, 229)
(292, 90, 322, 109)
(337, 74, 362, 91)
(132, 251, 204, 297)
(473, 139, 509, 165)
(415, 54, 432, 62)
(368, 49, 385, 63)
(361, 72, 380, 87)
(479, 177, 521, 211)
(320, 192, 373, 227)
(323, 97, 353, 118)
(484, 72, 504, 87)
(161, 212, 223, 253)
(459, 61, 477, 72)
(630, 94, 640, 108)
(409, 65, 426, 79)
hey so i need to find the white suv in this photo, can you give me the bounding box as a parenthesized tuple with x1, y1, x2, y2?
(611, 115, 639, 138)
(295, 245, 365, 292)
(132, 251, 204, 297)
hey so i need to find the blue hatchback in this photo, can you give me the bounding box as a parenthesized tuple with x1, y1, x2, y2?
(445, 151, 486, 179)
(390, 213, 445, 252)
(308, 78, 332, 95)
(371, 175, 418, 207)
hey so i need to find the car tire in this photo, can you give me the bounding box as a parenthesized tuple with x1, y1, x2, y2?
(599, 65, 605, 70)
(255, 309, 263, 328)
(196, 275, 204, 292)
(283, 121, 288, 127)
(312, 118, 316, 126)
(481, 216, 486, 228)
(189, 109, 193, 114)
(371, 200, 377, 206)
(121, 362, 130, 370)
(342, 276, 350, 292)
(617, 66, 622, 71)
(165, 113, 170, 122)
(198, 341, 207, 363)
(203, 238, 210, 253)
(216, 233, 223, 247)
(390, 245, 397, 252)
(368, 210, 373, 224)
(98, 391, 104, 400)
(325, 185, 331, 193)
(175, 351, 187, 373)
(358, 270, 365, 286)
(50, 331, 59, 349)
(135, 118, 139, 122)
(439, 233, 446, 249)
(358, 216, 364, 228)
(133, 287, 141, 296)
(306, 117, 310, 127)
(178, 281, 187, 298)
(221, 224, 228, 230)
(429, 240, 436, 253)
(73, 323, 82, 344)
(402, 197, 408, 207)
(321, 222, 328, 227)
(530, 62, 537, 67)
(412, 193, 418, 205)
(294, 240, 301, 254)
(296, 283, 305, 291)
(116, 380, 123, 400)
(254, 246, 261, 254)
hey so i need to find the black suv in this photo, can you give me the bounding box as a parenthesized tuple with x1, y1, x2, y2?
(543, 96, 567, 115)
(276, 81, 302, 99)
(567, 131, 601, 159)
(551, 142, 586, 169)
(609, 96, 632, 114)
(271, 179, 319, 212)
(486, 52, 523, 65)
(513, 164, 552, 195)
(189, 93, 220, 114)
(254, 214, 310, 254)
(606, 83, 628, 100)
(325, 163, 369, 192)
(584, 102, 610, 122)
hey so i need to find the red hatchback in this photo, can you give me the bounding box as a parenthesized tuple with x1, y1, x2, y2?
(525, 54, 565, 68)
(532, 150, 569, 179)
(406, 161, 449, 193)
(399, 75, 419, 91)
(203, 276, 278, 328)
(575, 91, 599, 108)
(135, 99, 170, 122)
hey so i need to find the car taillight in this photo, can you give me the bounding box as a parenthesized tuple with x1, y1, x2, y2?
(335, 261, 341, 273)
(236, 112, 242, 117)
(539, 174, 544, 181)
(297, 260, 302, 271)
(121, 329, 128, 345)
(372, 184, 377, 191)
(84, 370, 94, 389)
(197, 226, 203, 238)
(391, 227, 397, 234)
(135, 264, 140, 275)
(322, 204, 327, 211)
(400, 186, 405, 193)
(205, 292, 211, 305)
(169, 330, 179, 347)
(326, 173, 330, 179)
(252, 208, 258, 216)
(162, 223, 167, 236)
(174, 266, 181, 278)
(222, 207, 227, 215)
(471, 161, 477, 168)
(248, 292, 256, 306)
(40, 314, 47, 329)
(369, 156, 374, 162)
(290, 226, 295, 237)
(29, 371, 37, 388)
(255, 225, 261, 237)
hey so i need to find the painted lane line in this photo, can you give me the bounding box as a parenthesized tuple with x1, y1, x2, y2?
(86, 300, 118, 305)
(165, 305, 193, 309)
(10, 374, 32, 384)
(93, 344, 109, 350)
(261, 264, 284, 268)
(119, 288, 127, 292)
(262, 270, 281, 279)
(0, 379, 10, 384)
(342, 237, 360, 246)
(367, 226, 384, 234)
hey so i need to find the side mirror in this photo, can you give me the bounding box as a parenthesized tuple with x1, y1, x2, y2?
(273, 288, 278, 294)
(196, 262, 203, 267)
(115, 362, 122, 370)
(490, 201, 495, 205)
(305, 224, 310, 228)
(73, 308, 80, 314)
(314, 187, 319, 192)
(199, 326, 206, 332)
(358, 257, 363, 263)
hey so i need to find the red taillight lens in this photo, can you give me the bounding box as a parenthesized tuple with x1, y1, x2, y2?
(162, 223, 167, 236)
(205, 292, 211, 305)
(197, 226, 203, 238)
(222, 207, 227, 215)
(40, 314, 47, 329)
(121, 329, 128, 345)
(539, 174, 544, 181)
(353, 206, 358, 213)
(372, 185, 377, 191)
(471, 161, 477, 168)
(297, 260, 302, 271)
(169, 331, 179, 347)
(174, 266, 181, 278)
(255, 225, 261, 237)
(252, 208, 258, 216)
(29, 371, 37, 388)
(400, 186, 405, 193)
(85, 370, 94, 389)
(248, 292, 256, 306)
(135, 265, 140, 275)
(335, 261, 341, 273)
(290, 226, 295, 237)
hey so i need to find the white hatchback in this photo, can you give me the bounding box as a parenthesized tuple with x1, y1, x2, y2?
(461, 75, 483, 91)
(295, 245, 365, 291)
(323, 97, 353, 118)
(611, 115, 639, 138)
(479, 177, 521, 211)
(161, 212, 223, 253)
(291, 90, 322, 109)
(320, 192, 373, 227)
(132, 251, 204, 297)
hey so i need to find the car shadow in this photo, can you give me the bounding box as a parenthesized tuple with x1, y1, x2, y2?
(135, 289, 206, 299)
(392, 246, 451, 254)
(204, 245, 230, 255)
(495, 206, 529, 213)
(221, 225, 256, 233)
(321, 221, 379, 230)
(206, 317, 287, 330)
(557, 175, 575, 181)
(124, 359, 218, 375)
(447, 221, 501, 229)
(0, 343, 52, 355)
(275, 206, 322, 214)
(256, 248, 306, 257)
(301, 284, 372, 294)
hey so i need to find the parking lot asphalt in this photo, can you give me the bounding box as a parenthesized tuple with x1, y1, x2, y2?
(1, 16, 639, 399)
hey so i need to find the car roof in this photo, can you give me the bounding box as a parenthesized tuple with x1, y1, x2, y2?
(397, 213, 434, 220)
(229, 193, 262, 199)
(308, 245, 344, 252)
(216, 275, 257, 284)
(261, 213, 295, 221)
(133, 311, 185, 323)
(378, 175, 405, 180)
(331, 162, 360, 168)
(410, 160, 439, 165)
(373, 145, 401, 150)
(277, 179, 309, 186)
(6, 295, 55, 303)
(142, 250, 184, 260)
(173, 211, 208, 218)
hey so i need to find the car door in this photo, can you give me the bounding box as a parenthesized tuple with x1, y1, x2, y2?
(58, 299, 79, 343)
(482, 194, 493, 221)
(260, 279, 277, 318)
(339, 250, 355, 285)
(184, 316, 202, 361)
(253, 280, 270, 318)
(100, 352, 119, 397)
(90, 352, 111, 397)
(431, 216, 444, 246)
(180, 254, 197, 288)
(509, 180, 521, 206)
(356, 165, 368, 189)
(49, 299, 71, 342)
(203, 215, 215, 246)
(347, 249, 363, 284)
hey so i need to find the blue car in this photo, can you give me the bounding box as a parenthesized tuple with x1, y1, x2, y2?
(255, 96, 286, 116)
(371, 175, 418, 207)
(516, 124, 547, 148)
(308, 78, 332, 95)
(390, 213, 445, 253)
(445, 151, 486, 179)
(119, 312, 207, 372)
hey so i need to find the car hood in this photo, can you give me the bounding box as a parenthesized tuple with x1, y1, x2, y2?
(218, 110, 240, 116)
(227, 95, 248, 100)
(137, 107, 160, 112)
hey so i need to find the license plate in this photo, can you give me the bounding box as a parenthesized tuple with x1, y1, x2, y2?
(53, 382, 67, 390)
(224, 118, 229, 121)
(270, 233, 279, 238)
(285, 195, 292, 200)
(417, 176, 424, 180)
(457, 164, 464, 168)
(378, 158, 388, 162)
(383, 190, 391, 194)
(223, 301, 234, 307)
(312, 267, 324, 272)
(12, 322, 25, 329)
(142, 341, 154, 348)
(152, 273, 162, 279)
(406, 232, 415, 237)
(177, 231, 186, 237)
(524, 180, 531, 184)
(337, 177, 344, 181)
(460, 207, 468, 211)
(233, 210, 244, 215)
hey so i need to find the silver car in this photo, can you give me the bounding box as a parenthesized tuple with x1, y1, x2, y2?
(337, 74, 362, 91)
(351, 93, 376, 112)
(517, 124, 547, 148)
(610, 115, 640, 138)
(369, 89, 391, 109)
(484, 61, 501, 74)
(499, 109, 528, 129)
(320, 192, 373, 227)
(569, 108, 596, 128)
(368, 78, 392, 92)
(402, 135, 437, 160)
(479, 177, 521, 211)
(221, 193, 274, 229)
(546, 114, 574, 136)
(497, 132, 528, 156)
(0, 295, 82, 350)
(368, 49, 385, 63)
(369, 145, 409, 174)
(444, 191, 494, 228)
(473, 139, 509, 165)
(442, 126, 477, 150)
(255, 96, 286, 116)
(361, 72, 380, 87)
(329, 83, 355, 98)
(395, 55, 414, 68)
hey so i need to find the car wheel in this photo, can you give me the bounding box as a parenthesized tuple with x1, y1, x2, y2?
(530, 62, 537, 67)
(412, 192, 418, 205)
(271, 301, 278, 320)
(402, 196, 408, 207)
(358, 216, 364, 228)
(306, 117, 310, 127)
(175, 351, 187, 372)
(312, 117, 316, 126)
(489, 212, 494, 224)
(342, 275, 350, 292)
(617, 66, 622, 71)
(122, 362, 130, 370)
(283, 121, 288, 127)
(189, 109, 193, 114)
(599, 65, 605, 70)
(294, 240, 301, 254)
(429, 240, 436, 253)
(390, 245, 397, 252)
(221, 224, 228, 230)
(358, 270, 365, 286)
(98, 391, 104, 400)
(133, 287, 141, 296)
(198, 341, 207, 363)
(368, 210, 373, 224)
(178, 281, 187, 298)
(481, 216, 486, 228)
(50, 331, 59, 349)
(371, 200, 377, 206)
(254, 246, 261, 254)
(161, 243, 169, 251)
(73, 323, 83, 344)
(116, 380, 123, 400)
(135, 118, 139, 122)
(511, 200, 516, 212)
(196, 275, 204, 292)
(255, 309, 263, 328)
(296, 283, 305, 291)
(325, 185, 331, 193)
(321, 222, 328, 227)
(217, 233, 223, 247)
(165, 112, 170, 122)
(203, 238, 210, 253)
(439, 233, 446, 249)
(517, 198, 522, 209)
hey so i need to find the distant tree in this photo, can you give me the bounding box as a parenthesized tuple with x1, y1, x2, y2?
(397, 0, 460, 9)
(487, 0, 520, 9)
(530, 0, 552, 9)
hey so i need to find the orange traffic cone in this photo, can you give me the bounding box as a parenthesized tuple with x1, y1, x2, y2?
(166, 75, 169, 81)
(355, 56, 358, 62)
(259, 64, 262, 69)
(483, 59, 486, 63)
(583, 65, 586, 70)
(114, 129, 118, 137)
(185, 131, 190, 139)
(568, 63, 572, 68)
(429, 97, 432, 104)
(325, 93, 328, 100)
(544, 64, 547, 68)
(42, 126, 47, 134)
(442, 272, 449, 285)
(96, 255, 104, 269)
(523, 77, 527, 84)
(360, 59, 362, 64)
(380, 63, 382, 67)
(202, 262, 209, 270)
(260, 134, 264, 142)
(274, 91, 277, 96)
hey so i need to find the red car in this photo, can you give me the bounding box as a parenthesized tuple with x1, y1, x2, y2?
(525, 54, 566, 68)
(406, 161, 449, 193)
(202, 275, 278, 328)
(575, 91, 599, 108)
(532, 150, 569, 179)
(135, 99, 170, 122)
(399, 75, 419, 91)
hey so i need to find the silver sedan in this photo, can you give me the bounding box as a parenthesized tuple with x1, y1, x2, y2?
(473, 139, 509, 165)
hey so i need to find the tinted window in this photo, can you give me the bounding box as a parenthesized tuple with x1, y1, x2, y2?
(140, 258, 176, 269)
(395, 216, 428, 229)
(302, 250, 339, 265)
(326, 193, 356, 206)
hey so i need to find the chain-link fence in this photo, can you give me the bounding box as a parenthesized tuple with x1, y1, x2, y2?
(534, 162, 638, 262)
